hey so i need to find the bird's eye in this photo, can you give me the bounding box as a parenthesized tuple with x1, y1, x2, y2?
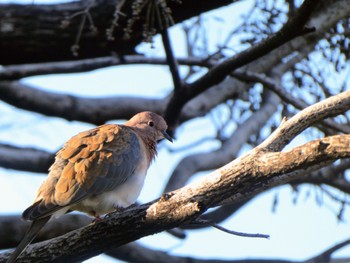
(148, 121, 154, 127)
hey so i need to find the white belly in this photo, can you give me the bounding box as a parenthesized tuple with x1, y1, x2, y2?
(99, 169, 146, 208)
(72, 161, 148, 216)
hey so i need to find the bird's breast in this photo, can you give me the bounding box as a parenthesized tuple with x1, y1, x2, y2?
(73, 155, 149, 216)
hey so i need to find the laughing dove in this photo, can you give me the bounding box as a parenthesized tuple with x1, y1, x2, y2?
(7, 111, 172, 263)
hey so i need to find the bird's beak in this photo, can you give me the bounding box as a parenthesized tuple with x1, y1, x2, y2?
(162, 131, 173, 142)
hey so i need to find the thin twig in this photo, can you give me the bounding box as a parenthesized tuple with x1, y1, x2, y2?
(192, 218, 270, 239)
(167, 136, 216, 153)
(106, 0, 126, 41)
(71, 13, 87, 56)
(231, 70, 350, 134)
(320, 185, 350, 205)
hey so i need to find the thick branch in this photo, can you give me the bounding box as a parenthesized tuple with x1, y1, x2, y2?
(0, 81, 165, 125)
(0, 214, 90, 250)
(107, 242, 297, 263)
(0, 0, 233, 64)
(0, 144, 54, 173)
(1, 215, 349, 263)
(260, 90, 350, 151)
(0, 78, 243, 128)
(0, 55, 210, 81)
(2, 90, 350, 262)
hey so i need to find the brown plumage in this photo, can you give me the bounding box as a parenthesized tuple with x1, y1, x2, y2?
(7, 111, 172, 263)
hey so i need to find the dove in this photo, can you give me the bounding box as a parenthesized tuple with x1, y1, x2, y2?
(7, 111, 172, 263)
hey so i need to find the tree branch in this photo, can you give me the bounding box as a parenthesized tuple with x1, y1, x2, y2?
(0, 77, 244, 128)
(307, 238, 350, 262)
(191, 218, 269, 239)
(107, 242, 298, 263)
(231, 70, 350, 134)
(0, 81, 165, 125)
(2, 91, 350, 262)
(0, 214, 91, 250)
(1, 216, 348, 263)
(164, 0, 318, 130)
(260, 90, 350, 151)
(292, 159, 350, 195)
(0, 143, 54, 173)
(0, 55, 210, 81)
(161, 29, 183, 92)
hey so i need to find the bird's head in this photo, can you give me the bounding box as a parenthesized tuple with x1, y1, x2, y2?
(126, 111, 173, 143)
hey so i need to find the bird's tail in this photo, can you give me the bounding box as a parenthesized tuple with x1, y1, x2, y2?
(6, 216, 50, 263)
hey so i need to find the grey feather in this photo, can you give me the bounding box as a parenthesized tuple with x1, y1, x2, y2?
(6, 217, 50, 263)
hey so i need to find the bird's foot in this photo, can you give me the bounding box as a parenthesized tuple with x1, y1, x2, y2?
(103, 206, 124, 219)
(91, 211, 103, 223)
(113, 205, 125, 212)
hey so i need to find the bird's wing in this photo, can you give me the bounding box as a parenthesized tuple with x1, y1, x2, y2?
(23, 124, 141, 220)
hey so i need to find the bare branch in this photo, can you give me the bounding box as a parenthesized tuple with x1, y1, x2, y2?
(292, 159, 350, 195)
(307, 238, 350, 263)
(107, 242, 295, 263)
(2, 133, 350, 262)
(0, 55, 210, 81)
(1, 215, 348, 263)
(181, 199, 254, 230)
(0, 214, 91, 250)
(0, 81, 165, 125)
(260, 90, 350, 151)
(0, 143, 53, 173)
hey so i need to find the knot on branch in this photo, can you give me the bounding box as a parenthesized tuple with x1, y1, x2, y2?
(317, 140, 330, 152)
